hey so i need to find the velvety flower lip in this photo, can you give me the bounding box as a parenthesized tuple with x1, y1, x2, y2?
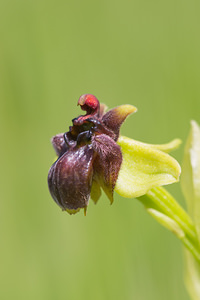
(48, 94, 136, 214)
(48, 94, 181, 215)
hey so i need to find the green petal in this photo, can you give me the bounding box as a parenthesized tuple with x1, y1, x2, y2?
(130, 138, 182, 153)
(90, 179, 102, 204)
(115, 136, 181, 198)
(181, 120, 200, 242)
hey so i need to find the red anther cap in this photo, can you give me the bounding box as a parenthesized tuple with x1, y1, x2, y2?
(78, 94, 100, 114)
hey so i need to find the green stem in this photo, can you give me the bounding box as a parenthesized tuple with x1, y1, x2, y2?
(181, 237, 200, 263)
(137, 186, 200, 262)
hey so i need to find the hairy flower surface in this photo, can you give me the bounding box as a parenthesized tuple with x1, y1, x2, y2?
(48, 94, 181, 215)
(48, 94, 136, 214)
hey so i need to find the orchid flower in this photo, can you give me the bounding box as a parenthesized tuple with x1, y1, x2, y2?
(48, 94, 180, 215)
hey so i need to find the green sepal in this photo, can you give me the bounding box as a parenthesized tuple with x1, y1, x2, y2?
(115, 136, 181, 198)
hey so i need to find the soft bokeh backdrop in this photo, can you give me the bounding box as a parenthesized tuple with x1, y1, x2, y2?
(1, 0, 200, 299)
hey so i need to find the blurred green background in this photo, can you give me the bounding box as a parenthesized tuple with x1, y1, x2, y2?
(1, 0, 200, 299)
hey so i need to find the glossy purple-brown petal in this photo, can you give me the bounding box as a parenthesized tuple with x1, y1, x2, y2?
(92, 134, 122, 203)
(51, 133, 68, 157)
(51, 132, 78, 157)
(102, 105, 137, 140)
(48, 145, 95, 211)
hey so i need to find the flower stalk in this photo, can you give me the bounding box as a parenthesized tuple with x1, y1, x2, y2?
(137, 186, 200, 263)
(136, 120, 200, 300)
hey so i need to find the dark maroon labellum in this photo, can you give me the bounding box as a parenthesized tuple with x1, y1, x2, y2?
(48, 94, 132, 214)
